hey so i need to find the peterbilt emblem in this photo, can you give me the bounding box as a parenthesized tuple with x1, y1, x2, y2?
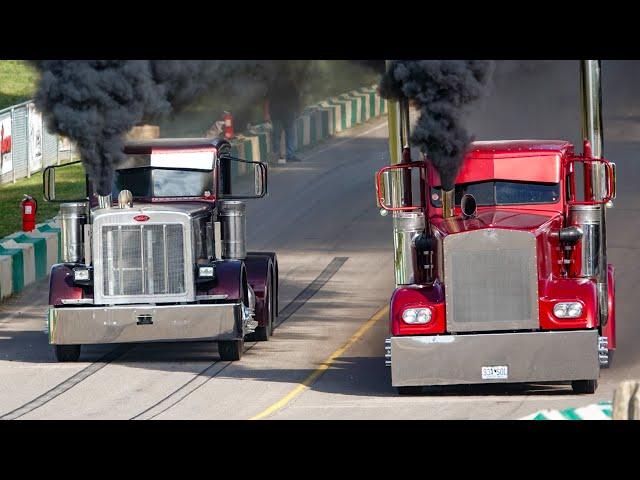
(133, 215, 150, 222)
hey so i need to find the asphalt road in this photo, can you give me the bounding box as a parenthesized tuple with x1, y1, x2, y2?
(0, 110, 638, 420)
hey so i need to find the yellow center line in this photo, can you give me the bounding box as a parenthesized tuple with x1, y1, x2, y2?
(249, 304, 389, 420)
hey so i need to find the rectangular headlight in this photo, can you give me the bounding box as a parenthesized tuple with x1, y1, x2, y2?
(553, 302, 583, 319)
(73, 268, 90, 282)
(198, 266, 215, 278)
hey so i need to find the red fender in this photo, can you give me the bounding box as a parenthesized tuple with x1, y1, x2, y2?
(539, 277, 599, 330)
(390, 282, 446, 336)
(49, 264, 92, 306)
(603, 264, 616, 350)
(244, 253, 276, 328)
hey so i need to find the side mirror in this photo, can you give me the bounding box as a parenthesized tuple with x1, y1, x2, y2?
(609, 162, 616, 200)
(219, 156, 268, 200)
(43, 164, 56, 201)
(375, 161, 426, 212)
(42, 161, 87, 203)
(566, 156, 615, 206)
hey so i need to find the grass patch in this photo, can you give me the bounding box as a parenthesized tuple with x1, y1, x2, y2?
(0, 162, 85, 238)
(0, 61, 38, 110)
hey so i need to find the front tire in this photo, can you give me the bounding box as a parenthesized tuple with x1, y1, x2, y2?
(397, 386, 423, 396)
(218, 339, 243, 361)
(54, 344, 81, 362)
(571, 379, 598, 394)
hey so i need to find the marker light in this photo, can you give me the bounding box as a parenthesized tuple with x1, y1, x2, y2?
(198, 266, 215, 278)
(402, 308, 432, 324)
(73, 268, 90, 282)
(553, 302, 583, 319)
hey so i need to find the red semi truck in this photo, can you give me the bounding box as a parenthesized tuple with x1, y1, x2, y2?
(376, 61, 616, 395)
(43, 138, 278, 362)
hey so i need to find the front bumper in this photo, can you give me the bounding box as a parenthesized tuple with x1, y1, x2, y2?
(48, 303, 243, 345)
(388, 330, 599, 387)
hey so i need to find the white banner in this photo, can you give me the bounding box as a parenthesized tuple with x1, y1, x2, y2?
(0, 113, 12, 175)
(28, 104, 43, 172)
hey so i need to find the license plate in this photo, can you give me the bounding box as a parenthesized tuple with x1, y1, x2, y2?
(481, 365, 508, 380)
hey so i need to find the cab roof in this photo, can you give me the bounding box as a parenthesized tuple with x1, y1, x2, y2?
(469, 140, 573, 156)
(429, 139, 575, 186)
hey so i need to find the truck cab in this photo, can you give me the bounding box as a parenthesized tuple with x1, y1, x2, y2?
(376, 139, 616, 395)
(44, 138, 278, 362)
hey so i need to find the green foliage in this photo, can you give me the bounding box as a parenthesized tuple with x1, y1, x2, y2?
(0, 61, 38, 110)
(0, 163, 85, 238)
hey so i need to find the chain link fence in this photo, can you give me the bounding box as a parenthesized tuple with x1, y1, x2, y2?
(0, 100, 78, 185)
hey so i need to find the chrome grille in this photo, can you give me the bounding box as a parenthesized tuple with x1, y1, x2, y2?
(102, 224, 185, 297)
(444, 229, 539, 332)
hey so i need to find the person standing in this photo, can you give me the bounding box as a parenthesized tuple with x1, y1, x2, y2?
(265, 74, 302, 163)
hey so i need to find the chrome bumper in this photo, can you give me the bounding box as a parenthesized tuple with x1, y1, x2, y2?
(48, 303, 244, 345)
(388, 330, 600, 387)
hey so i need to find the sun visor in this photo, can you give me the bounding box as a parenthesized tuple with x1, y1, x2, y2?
(428, 153, 562, 186)
(150, 151, 215, 170)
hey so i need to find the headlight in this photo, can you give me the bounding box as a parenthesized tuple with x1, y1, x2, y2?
(402, 307, 432, 324)
(73, 268, 90, 282)
(198, 266, 215, 278)
(553, 302, 583, 318)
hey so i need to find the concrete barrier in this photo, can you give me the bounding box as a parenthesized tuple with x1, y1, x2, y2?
(0, 239, 34, 291)
(613, 380, 640, 419)
(0, 219, 60, 300)
(339, 93, 361, 125)
(350, 90, 370, 122)
(0, 254, 13, 300)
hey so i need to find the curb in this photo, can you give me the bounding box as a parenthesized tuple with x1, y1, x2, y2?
(520, 401, 612, 420)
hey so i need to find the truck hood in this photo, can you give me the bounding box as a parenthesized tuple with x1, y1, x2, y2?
(91, 201, 212, 221)
(431, 208, 562, 236)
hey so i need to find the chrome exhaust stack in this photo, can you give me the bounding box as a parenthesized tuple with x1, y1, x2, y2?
(218, 200, 247, 260)
(387, 68, 425, 287)
(98, 194, 112, 210)
(442, 189, 455, 219)
(60, 202, 88, 263)
(576, 60, 608, 325)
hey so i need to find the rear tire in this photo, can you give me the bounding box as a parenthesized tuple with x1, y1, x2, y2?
(571, 379, 598, 394)
(54, 344, 81, 362)
(397, 386, 423, 396)
(218, 340, 243, 361)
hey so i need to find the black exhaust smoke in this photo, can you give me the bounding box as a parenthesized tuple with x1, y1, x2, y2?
(32, 60, 311, 195)
(379, 60, 494, 191)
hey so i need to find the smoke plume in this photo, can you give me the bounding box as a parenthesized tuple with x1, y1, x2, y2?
(32, 60, 311, 195)
(379, 60, 494, 190)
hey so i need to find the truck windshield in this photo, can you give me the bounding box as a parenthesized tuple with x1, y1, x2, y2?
(430, 180, 560, 207)
(112, 167, 214, 198)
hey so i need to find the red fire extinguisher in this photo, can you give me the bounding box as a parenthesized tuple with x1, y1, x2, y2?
(21, 194, 37, 232)
(223, 111, 234, 139)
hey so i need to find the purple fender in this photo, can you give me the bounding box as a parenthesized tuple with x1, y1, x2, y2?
(245, 252, 277, 328)
(197, 260, 246, 302)
(49, 264, 93, 306)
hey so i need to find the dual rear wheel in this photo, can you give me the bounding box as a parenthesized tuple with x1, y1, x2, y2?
(218, 272, 275, 361)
